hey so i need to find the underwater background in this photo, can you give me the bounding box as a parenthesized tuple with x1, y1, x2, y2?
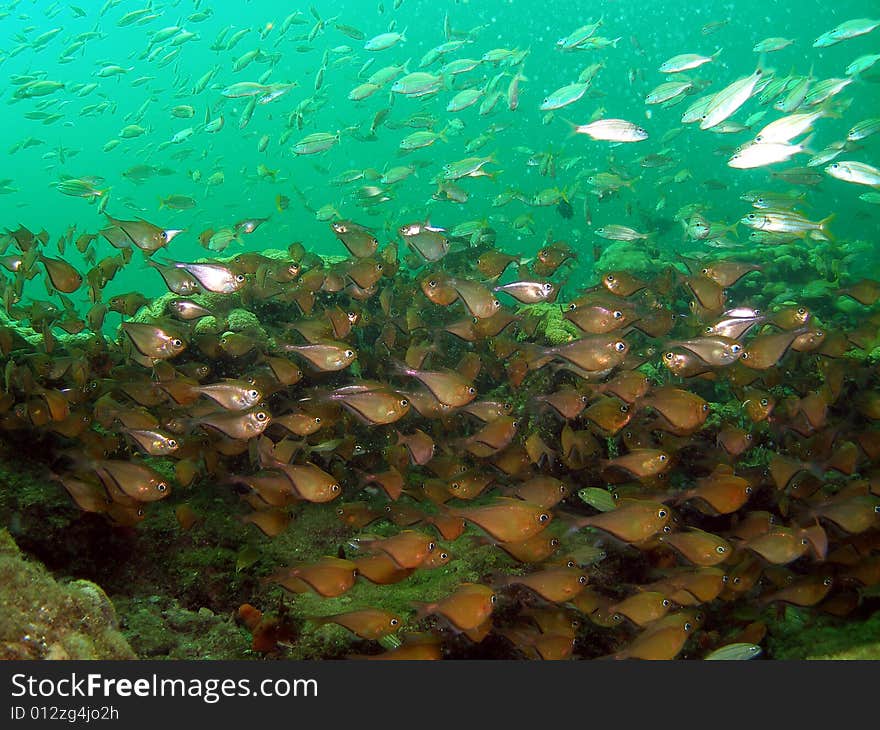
(1, 0, 879, 659)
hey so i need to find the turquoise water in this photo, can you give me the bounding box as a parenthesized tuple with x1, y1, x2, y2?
(2, 0, 879, 305)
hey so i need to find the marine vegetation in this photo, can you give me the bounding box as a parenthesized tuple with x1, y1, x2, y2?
(1, 1, 879, 660)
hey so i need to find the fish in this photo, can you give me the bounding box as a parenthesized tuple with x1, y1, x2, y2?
(574, 500, 671, 542)
(414, 583, 496, 631)
(700, 69, 764, 130)
(310, 609, 402, 640)
(659, 49, 721, 74)
(703, 643, 762, 660)
(813, 18, 880, 47)
(448, 498, 552, 543)
(825, 161, 880, 188)
(571, 118, 648, 142)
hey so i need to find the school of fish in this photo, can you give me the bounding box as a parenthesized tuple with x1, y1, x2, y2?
(2, 0, 880, 659)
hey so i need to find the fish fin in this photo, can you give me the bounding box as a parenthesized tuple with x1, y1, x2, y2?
(411, 600, 437, 621)
(798, 132, 817, 156)
(559, 116, 580, 139)
(818, 212, 836, 240)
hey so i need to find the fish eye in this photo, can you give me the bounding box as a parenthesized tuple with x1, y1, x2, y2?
(428, 279, 437, 288)
(538, 513, 550, 522)
(745, 434, 753, 441)
(491, 299, 501, 308)
(684, 622, 693, 632)
(390, 618, 399, 626)
(801, 538, 810, 545)
(760, 398, 769, 407)
(830, 163, 838, 169)
(658, 454, 668, 462)
(248, 389, 260, 399)
(578, 575, 588, 584)
(658, 509, 668, 518)
(336, 507, 344, 515)
(747, 213, 757, 220)
(662, 599, 671, 607)
(550, 537, 560, 546)
(611, 613, 623, 623)
(256, 411, 268, 421)
(400, 398, 409, 407)
(450, 482, 460, 490)
(701, 267, 709, 275)
(172, 338, 183, 347)
(168, 439, 178, 448)
(344, 349, 355, 358)
(605, 274, 615, 283)
(331, 484, 341, 492)
(543, 283, 554, 292)
(157, 482, 167, 492)
(733, 576, 741, 584)
(613, 310, 623, 319)
(620, 404, 629, 413)
(701, 404, 709, 411)
(823, 577, 832, 586)
(663, 524, 672, 533)
(235, 273, 245, 282)
(730, 344, 742, 353)
(314, 417, 321, 424)
(490, 594, 498, 603)
(874, 505, 880, 514)
(614, 341, 626, 352)
(664, 351, 674, 360)
(568, 303, 577, 311)
(745, 486, 753, 494)
(376, 263, 384, 270)
(160, 231, 168, 240)
(428, 541, 436, 551)
(440, 552, 448, 559)
(715, 545, 727, 554)
(467, 386, 477, 395)
(137, 508, 146, 517)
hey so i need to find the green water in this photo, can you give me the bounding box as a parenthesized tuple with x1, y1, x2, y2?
(2, 0, 879, 307)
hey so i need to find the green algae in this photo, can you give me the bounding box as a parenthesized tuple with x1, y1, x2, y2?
(0, 529, 135, 659)
(765, 606, 880, 660)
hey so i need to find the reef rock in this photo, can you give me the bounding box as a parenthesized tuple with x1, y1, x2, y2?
(0, 529, 135, 659)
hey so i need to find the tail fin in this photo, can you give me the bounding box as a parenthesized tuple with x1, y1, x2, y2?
(818, 212, 836, 240)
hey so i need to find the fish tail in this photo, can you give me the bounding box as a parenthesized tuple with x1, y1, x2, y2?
(798, 132, 817, 156)
(818, 212, 836, 240)
(411, 600, 436, 621)
(559, 116, 580, 139)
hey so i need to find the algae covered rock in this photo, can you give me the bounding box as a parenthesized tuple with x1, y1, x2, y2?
(0, 529, 135, 659)
(595, 240, 656, 274)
